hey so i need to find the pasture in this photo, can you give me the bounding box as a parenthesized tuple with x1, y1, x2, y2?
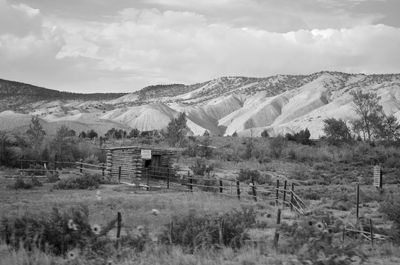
(1, 136, 400, 264)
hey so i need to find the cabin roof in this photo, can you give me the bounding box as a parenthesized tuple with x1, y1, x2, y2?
(102, 145, 184, 152)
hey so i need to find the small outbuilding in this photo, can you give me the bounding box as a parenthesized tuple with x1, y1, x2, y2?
(103, 145, 182, 183)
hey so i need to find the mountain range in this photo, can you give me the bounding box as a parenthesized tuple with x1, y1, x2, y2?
(1, 71, 399, 138)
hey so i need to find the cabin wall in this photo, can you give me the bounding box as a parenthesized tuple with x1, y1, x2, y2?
(105, 148, 178, 182)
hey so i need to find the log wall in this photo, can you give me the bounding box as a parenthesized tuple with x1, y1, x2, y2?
(105, 147, 179, 183)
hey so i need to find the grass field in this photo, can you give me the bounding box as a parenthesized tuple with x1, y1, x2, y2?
(1, 169, 400, 265)
(2, 136, 400, 264)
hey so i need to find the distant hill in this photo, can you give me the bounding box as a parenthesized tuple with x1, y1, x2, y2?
(1, 72, 400, 138)
(0, 79, 127, 111)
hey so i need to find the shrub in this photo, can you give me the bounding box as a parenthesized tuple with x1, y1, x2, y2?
(0, 205, 146, 260)
(83, 154, 100, 165)
(0, 205, 92, 255)
(7, 177, 33, 190)
(190, 158, 214, 176)
(237, 169, 271, 185)
(261, 130, 269, 138)
(269, 135, 287, 158)
(7, 176, 43, 190)
(54, 173, 102, 190)
(280, 217, 365, 264)
(160, 207, 256, 252)
(46, 170, 60, 183)
(285, 128, 312, 145)
(379, 194, 400, 242)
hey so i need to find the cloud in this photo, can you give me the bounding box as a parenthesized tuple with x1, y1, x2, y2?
(55, 8, 400, 87)
(1, 0, 400, 93)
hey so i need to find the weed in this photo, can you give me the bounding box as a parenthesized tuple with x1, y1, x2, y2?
(160, 207, 256, 252)
(53, 173, 102, 190)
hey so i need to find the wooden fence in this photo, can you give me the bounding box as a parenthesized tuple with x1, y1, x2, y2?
(16, 159, 307, 214)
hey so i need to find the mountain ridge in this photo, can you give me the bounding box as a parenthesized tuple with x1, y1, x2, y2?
(1, 71, 400, 138)
(0, 79, 127, 112)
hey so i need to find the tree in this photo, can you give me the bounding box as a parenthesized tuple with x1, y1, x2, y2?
(350, 89, 383, 141)
(261, 129, 269, 138)
(232, 131, 238, 137)
(375, 114, 400, 142)
(79, 131, 87, 138)
(0, 131, 17, 166)
(51, 125, 77, 162)
(164, 113, 188, 147)
(26, 116, 46, 148)
(323, 118, 352, 144)
(86, 129, 98, 140)
(203, 130, 210, 137)
(128, 128, 140, 138)
(105, 128, 125, 139)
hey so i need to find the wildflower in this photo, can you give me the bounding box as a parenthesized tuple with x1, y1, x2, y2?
(72, 223, 79, 231)
(96, 190, 102, 201)
(150, 232, 158, 243)
(151, 209, 160, 216)
(67, 219, 75, 230)
(137, 225, 145, 236)
(67, 249, 79, 260)
(91, 224, 101, 235)
(315, 221, 325, 231)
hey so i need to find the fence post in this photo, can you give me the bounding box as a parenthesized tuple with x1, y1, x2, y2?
(251, 177, 257, 202)
(273, 208, 281, 250)
(80, 159, 83, 173)
(218, 219, 224, 245)
(102, 163, 105, 176)
(290, 183, 294, 212)
(370, 219, 374, 247)
(188, 171, 193, 192)
(167, 168, 170, 189)
(169, 221, 173, 244)
(117, 212, 122, 239)
(118, 166, 122, 184)
(356, 184, 360, 221)
(219, 180, 223, 193)
(146, 168, 150, 191)
(282, 180, 287, 207)
(275, 179, 280, 206)
(236, 180, 240, 200)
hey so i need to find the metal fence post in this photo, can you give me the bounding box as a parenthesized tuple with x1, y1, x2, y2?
(118, 166, 122, 184)
(236, 180, 240, 200)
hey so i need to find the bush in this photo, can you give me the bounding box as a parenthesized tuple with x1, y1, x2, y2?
(54, 173, 102, 190)
(379, 194, 400, 242)
(46, 171, 60, 183)
(237, 169, 271, 185)
(83, 154, 100, 165)
(160, 207, 256, 252)
(269, 136, 287, 158)
(7, 176, 43, 190)
(190, 158, 214, 176)
(285, 128, 312, 145)
(280, 217, 365, 264)
(0, 205, 147, 260)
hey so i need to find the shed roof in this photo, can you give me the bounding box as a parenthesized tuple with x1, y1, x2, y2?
(102, 145, 184, 152)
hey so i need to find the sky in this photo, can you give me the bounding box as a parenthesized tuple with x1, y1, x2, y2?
(0, 0, 399, 93)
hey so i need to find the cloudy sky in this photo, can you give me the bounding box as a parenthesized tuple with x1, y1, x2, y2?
(1, 0, 399, 93)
